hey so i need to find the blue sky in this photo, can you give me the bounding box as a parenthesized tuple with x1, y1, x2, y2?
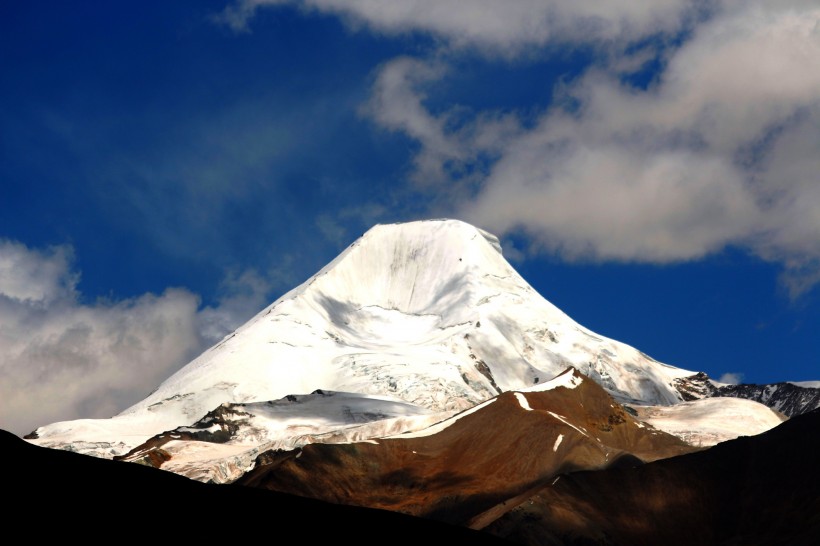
(2, 0, 819, 435)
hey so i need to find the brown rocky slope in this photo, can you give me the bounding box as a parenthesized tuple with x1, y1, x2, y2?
(483, 407, 820, 545)
(237, 368, 694, 526)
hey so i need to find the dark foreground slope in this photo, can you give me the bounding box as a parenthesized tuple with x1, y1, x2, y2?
(484, 408, 820, 546)
(2, 430, 512, 545)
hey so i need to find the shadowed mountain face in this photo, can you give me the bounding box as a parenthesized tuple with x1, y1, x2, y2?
(0, 429, 514, 545)
(711, 381, 820, 417)
(675, 372, 820, 417)
(482, 408, 820, 546)
(236, 369, 694, 527)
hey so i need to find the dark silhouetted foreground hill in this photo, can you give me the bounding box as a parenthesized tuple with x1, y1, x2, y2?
(2, 429, 512, 544)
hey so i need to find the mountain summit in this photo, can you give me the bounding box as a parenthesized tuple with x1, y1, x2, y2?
(29, 219, 699, 458)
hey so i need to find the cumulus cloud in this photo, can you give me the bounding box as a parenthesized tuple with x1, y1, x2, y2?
(214, 1, 820, 292)
(358, 2, 820, 292)
(217, 0, 696, 54)
(0, 241, 78, 304)
(0, 241, 272, 436)
(462, 126, 759, 261)
(468, 3, 820, 271)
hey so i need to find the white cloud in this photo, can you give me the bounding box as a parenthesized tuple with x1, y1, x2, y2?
(718, 372, 744, 385)
(214, 1, 820, 292)
(750, 108, 820, 297)
(365, 56, 522, 191)
(359, 2, 820, 290)
(464, 140, 759, 261)
(365, 58, 460, 184)
(216, 0, 288, 32)
(0, 240, 77, 304)
(0, 241, 273, 436)
(218, 0, 696, 54)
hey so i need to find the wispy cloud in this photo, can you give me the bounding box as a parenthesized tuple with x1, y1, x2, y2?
(365, 56, 522, 197)
(90, 97, 302, 262)
(0, 240, 273, 436)
(215, 0, 289, 32)
(365, 58, 461, 185)
(217, 0, 698, 54)
(197, 268, 277, 345)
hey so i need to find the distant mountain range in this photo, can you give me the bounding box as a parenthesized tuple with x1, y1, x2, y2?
(15, 219, 820, 544)
(675, 371, 820, 416)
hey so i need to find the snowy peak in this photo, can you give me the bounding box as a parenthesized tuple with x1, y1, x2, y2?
(301, 219, 517, 328)
(29, 219, 697, 460)
(299, 223, 476, 347)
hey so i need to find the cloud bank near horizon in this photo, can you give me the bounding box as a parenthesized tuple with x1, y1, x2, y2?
(0, 240, 271, 436)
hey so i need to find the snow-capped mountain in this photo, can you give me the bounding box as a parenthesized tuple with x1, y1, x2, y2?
(15, 218, 819, 544)
(28, 219, 701, 459)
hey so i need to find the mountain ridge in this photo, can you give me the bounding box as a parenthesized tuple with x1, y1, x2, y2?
(675, 372, 820, 417)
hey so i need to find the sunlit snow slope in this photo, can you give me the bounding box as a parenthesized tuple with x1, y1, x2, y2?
(29, 219, 695, 456)
(631, 397, 786, 447)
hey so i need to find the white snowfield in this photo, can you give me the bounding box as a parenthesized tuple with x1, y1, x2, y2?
(31, 219, 696, 459)
(789, 381, 820, 388)
(633, 397, 787, 447)
(136, 391, 453, 483)
(523, 367, 584, 392)
(391, 398, 498, 439)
